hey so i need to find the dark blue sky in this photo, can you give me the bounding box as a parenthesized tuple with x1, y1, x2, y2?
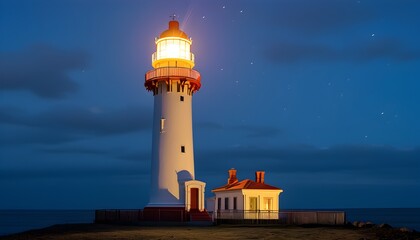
(1, 0, 420, 209)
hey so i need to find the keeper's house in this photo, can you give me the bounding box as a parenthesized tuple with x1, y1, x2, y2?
(212, 169, 283, 219)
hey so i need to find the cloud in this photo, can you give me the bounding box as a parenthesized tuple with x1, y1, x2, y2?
(40, 147, 111, 155)
(0, 105, 152, 144)
(194, 144, 420, 208)
(262, 0, 373, 35)
(197, 121, 281, 138)
(356, 39, 420, 61)
(0, 165, 145, 181)
(195, 145, 420, 180)
(32, 105, 152, 135)
(260, 0, 419, 35)
(256, 1, 420, 64)
(266, 39, 420, 64)
(0, 126, 84, 145)
(40, 145, 151, 162)
(0, 44, 88, 98)
(117, 151, 151, 162)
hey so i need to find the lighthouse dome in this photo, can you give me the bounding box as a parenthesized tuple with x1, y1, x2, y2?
(159, 21, 189, 39)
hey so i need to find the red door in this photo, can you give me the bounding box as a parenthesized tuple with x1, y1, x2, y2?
(190, 188, 199, 210)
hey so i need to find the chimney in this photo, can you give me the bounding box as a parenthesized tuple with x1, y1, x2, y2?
(228, 168, 238, 184)
(255, 171, 265, 183)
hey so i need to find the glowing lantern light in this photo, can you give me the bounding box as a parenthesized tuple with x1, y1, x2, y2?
(151, 21, 195, 69)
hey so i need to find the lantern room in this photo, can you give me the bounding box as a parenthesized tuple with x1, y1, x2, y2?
(145, 20, 201, 94)
(152, 21, 195, 69)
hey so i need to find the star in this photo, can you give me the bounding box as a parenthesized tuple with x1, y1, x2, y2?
(240, 10, 243, 13)
(222, 6, 225, 9)
(371, 33, 375, 37)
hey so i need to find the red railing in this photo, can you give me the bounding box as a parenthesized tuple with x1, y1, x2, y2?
(95, 209, 346, 225)
(145, 67, 200, 82)
(95, 209, 188, 222)
(213, 210, 346, 225)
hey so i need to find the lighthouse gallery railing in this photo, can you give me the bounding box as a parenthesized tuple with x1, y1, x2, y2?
(145, 67, 200, 81)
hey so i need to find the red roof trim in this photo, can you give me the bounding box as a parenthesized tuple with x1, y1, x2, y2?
(212, 179, 281, 192)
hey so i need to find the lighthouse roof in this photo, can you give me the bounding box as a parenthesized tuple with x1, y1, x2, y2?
(212, 169, 282, 192)
(159, 21, 189, 39)
(212, 179, 281, 192)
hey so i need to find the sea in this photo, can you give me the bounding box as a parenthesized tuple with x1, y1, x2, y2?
(0, 208, 419, 236)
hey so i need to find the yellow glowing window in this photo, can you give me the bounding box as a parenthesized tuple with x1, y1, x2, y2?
(249, 197, 257, 210)
(160, 118, 166, 133)
(156, 37, 192, 61)
(264, 198, 272, 210)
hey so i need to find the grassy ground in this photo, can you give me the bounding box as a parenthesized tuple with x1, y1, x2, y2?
(1, 224, 419, 240)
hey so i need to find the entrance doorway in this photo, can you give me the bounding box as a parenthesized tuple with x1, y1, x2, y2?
(184, 180, 206, 212)
(190, 188, 199, 210)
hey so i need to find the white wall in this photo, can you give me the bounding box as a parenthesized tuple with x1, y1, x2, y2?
(242, 189, 282, 211)
(148, 81, 196, 206)
(214, 189, 283, 212)
(213, 190, 244, 211)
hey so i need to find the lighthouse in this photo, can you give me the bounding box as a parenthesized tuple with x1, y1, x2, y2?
(144, 20, 206, 213)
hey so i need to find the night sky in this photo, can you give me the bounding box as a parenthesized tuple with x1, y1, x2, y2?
(1, 0, 420, 210)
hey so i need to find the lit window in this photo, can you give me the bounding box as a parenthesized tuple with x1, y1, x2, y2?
(160, 118, 165, 133)
(156, 37, 191, 61)
(264, 198, 272, 210)
(249, 197, 257, 211)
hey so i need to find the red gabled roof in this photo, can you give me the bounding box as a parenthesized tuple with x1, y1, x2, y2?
(212, 179, 281, 192)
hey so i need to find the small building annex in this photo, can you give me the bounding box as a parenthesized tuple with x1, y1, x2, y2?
(212, 169, 283, 219)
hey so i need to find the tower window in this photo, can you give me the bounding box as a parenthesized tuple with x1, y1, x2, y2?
(181, 146, 185, 153)
(160, 118, 166, 133)
(180, 96, 184, 101)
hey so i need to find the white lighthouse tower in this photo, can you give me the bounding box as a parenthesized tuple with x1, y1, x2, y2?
(144, 20, 206, 213)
